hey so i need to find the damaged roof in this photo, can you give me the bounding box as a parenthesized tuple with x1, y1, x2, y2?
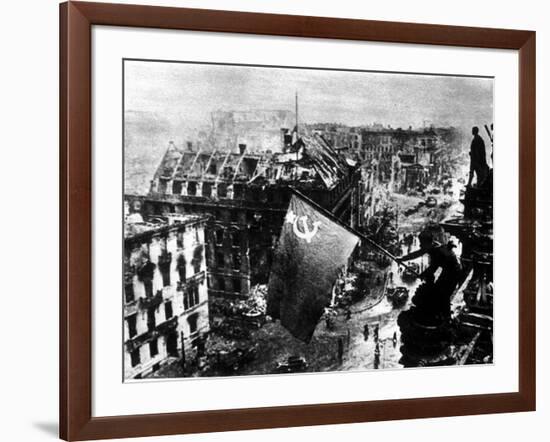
(152, 132, 353, 191)
(296, 133, 350, 189)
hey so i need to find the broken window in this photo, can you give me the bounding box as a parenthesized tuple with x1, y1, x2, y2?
(188, 313, 199, 334)
(248, 188, 261, 202)
(137, 260, 156, 298)
(158, 236, 171, 287)
(187, 181, 197, 196)
(233, 278, 241, 294)
(218, 277, 226, 292)
(172, 180, 182, 195)
(130, 349, 140, 367)
(216, 251, 225, 269)
(147, 308, 156, 331)
(165, 301, 173, 320)
(127, 314, 137, 338)
(193, 285, 200, 305)
(215, 229, 224, 245)
(177, 254, 186, 283)
(233, 184, 243, 199)
(202, 182, 212, 198)
(124, 274, 134, 304)
(158, 256, 171, 287)
(191, 245, 203, 274)
(217, 183, 227, 198)
(231, 230, 241, 247)
(149, 339, 159, 357)
(183, 285, 200, 310)
(233, 253, 241, 271)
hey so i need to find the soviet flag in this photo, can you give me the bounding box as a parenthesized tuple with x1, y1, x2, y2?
(267, 194, 360, 342)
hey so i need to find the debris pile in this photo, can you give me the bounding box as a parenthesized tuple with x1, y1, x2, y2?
(204, 335, 258, 374)
(234, 284, 267, 317)
(204, 285, 268, 374)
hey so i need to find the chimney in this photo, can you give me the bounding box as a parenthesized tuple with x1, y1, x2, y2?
(238, 143, 246, 154)
(186, 141, 193, 151)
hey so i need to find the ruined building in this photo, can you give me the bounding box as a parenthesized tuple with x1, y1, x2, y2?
(123, 211, 210, 379)
(398, 174, 493, 367)
(441, 179, 494, 363)
(128, 131, 362, 319)
(310, 124, 454, 194)
(360, 127, 442, 191)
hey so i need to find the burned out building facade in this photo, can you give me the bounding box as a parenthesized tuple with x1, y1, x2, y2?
(359, 126, 441, 191)
(306, 123, 462, 195)
(123, 212, 210, 379)
(134, 132, 362, 319)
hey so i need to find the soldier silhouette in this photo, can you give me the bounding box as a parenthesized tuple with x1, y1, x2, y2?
(398, 228, 462, 322)
(467, 126, 489, 188)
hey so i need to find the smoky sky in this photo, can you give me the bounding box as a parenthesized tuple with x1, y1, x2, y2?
(125, 60, 493, 133)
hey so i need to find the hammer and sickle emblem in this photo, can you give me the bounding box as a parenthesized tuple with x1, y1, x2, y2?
(292, 216, 321, 243)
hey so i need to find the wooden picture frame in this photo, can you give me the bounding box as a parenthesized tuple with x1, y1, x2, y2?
(60, 1, 536, 440)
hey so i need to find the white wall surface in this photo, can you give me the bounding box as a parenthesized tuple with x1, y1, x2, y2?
(0, 0, 546, 441)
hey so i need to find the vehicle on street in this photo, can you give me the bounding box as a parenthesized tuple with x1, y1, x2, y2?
(386, 286, 409, 308)
(274, 356, 309, 374)
(211, 345, 258, 373)
(425, 196, 437, 207)
(404, 207, 417, 216)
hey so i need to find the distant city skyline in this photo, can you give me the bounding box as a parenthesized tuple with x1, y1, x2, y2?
(125, 60, 494, 136)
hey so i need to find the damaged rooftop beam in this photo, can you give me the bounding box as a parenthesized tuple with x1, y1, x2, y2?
(201, 149, 218, 180)
(215, 150, 232, 183)
(186, 147, 203, 177)
(231, 145, 248, 181)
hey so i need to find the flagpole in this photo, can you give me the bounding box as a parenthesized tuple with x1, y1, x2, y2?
(290, 188, 421, 278)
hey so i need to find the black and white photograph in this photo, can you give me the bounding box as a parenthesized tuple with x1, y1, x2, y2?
(123, 59, 494, 380)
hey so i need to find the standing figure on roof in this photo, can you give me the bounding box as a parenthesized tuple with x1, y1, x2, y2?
(467, 126, 489, 188)
(398, 227, 462, 322)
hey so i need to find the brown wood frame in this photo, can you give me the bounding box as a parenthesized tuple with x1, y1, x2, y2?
(60, 1, 536, 440)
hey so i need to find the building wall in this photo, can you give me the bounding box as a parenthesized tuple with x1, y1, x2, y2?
(123, 219, 210, 379)
(138, 169, 361, 318)
(138, 191, 287, 315)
